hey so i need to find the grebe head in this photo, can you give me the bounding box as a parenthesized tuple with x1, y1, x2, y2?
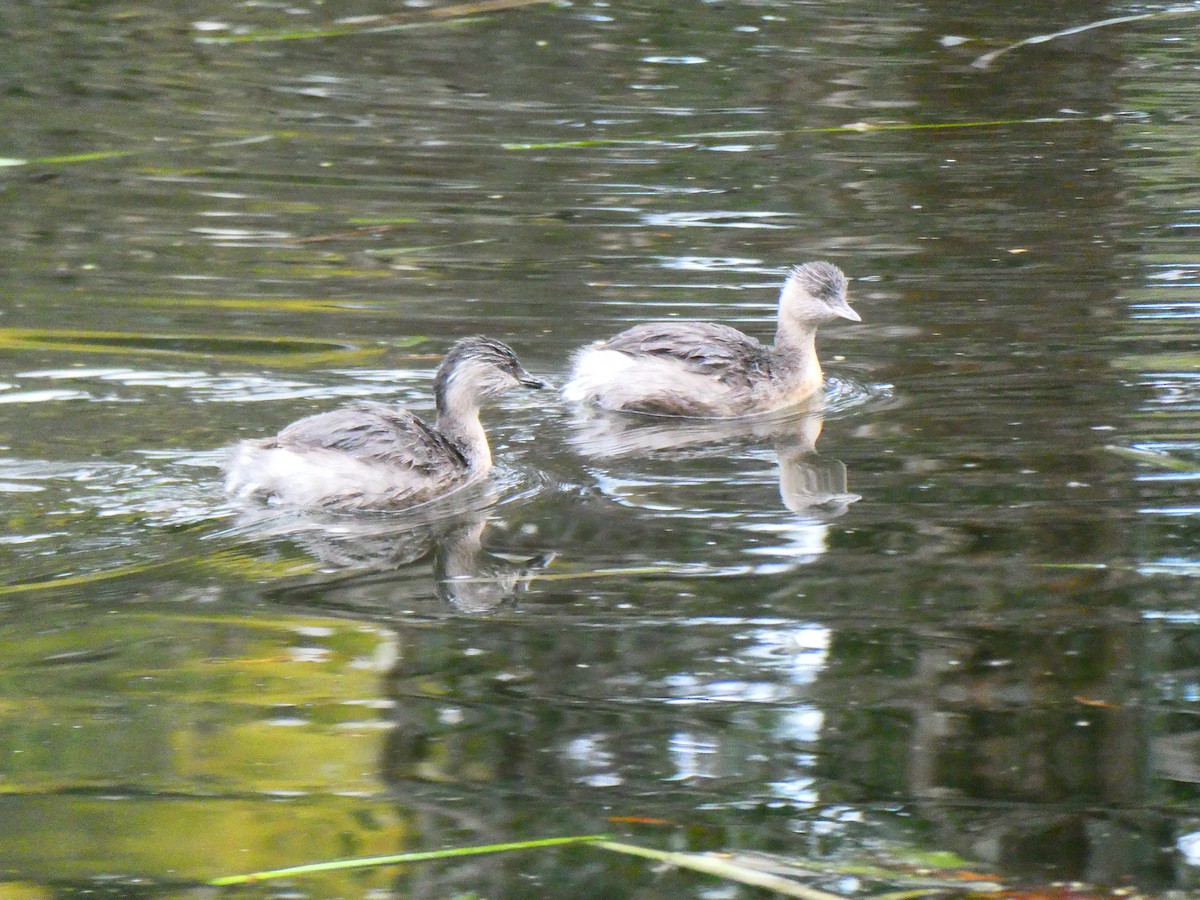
(434, 336, 547, 416)
(780, 261, 859, 325)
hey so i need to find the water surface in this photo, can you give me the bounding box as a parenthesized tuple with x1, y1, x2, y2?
(2, 0, 1200, 896)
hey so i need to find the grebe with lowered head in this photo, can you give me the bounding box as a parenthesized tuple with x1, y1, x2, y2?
(223, 336, 546, 510)
(562, 261, 859, 418)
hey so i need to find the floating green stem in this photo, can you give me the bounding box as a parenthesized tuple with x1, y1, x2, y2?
(0, 560, 176, 598)
(503, 114, 1116, 151)
(209, 834, 608, 885)
(0, 150, 132, 167)
(0, 134, 288, 169)
(197, 17, 484, 44)
(0, 326, 374, 368)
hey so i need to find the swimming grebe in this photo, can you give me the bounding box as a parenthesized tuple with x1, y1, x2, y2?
(562, 261, 859, 417)
(223, 336, 546, 510)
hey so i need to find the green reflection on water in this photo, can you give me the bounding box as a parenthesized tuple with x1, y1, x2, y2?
(0, 328, 380, 368)
(0, 609, 399, 883)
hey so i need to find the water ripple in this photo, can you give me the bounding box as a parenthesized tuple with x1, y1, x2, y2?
(0, 388, 93, 404)
(641, 55, 708, 65)
(641, 210, 796, 229)
(655, 256, 775, 273)
(824, 375, 894, 417)
(14, 367, 422, 404)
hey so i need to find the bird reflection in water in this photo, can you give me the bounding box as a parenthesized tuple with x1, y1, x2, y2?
(568, 398, 859, 520)
(433, 516, 555, 613)
(225, 484, 553, 612)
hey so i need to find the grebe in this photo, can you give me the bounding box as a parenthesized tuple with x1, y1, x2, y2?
(562, 261, 858, 417)
(224, 336, 545, 509)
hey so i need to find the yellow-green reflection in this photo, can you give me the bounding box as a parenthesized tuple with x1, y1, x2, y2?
(0, 328, 378, 367)
(0, 608, 399, 884)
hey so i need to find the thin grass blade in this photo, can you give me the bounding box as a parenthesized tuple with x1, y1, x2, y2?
(210, 834, 608, 886)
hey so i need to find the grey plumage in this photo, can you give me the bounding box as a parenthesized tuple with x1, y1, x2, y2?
(562, 261, 858, 418)
(788, 260, 847, 306)
(268, 402, 468, 476)
(433, 335, 545, 412)
(223, 336, 544, 510)
(600, 321, 773, 390)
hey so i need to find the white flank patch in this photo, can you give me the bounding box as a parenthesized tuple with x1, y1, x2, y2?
(561, 348, 637, 404)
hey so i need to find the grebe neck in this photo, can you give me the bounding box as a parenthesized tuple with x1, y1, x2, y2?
(771, 320, 822, 389)
(435, 401, 492, 471)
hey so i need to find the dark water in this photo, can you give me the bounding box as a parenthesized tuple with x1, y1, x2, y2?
(3, 0, 1200, 896)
